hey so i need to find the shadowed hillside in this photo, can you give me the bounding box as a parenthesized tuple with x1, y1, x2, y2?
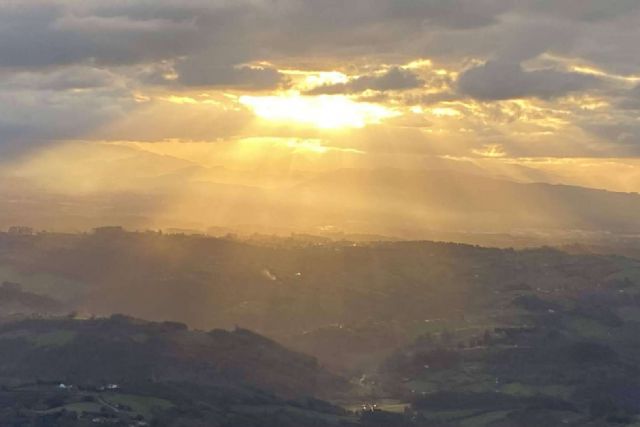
(0, 316, 345, 398)
(2, 230, 640, 371)
(4, 232, 640, 424)
(0, 316, 357, 426)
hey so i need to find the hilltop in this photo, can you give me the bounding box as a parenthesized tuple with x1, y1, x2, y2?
(0, 315, 352, 426)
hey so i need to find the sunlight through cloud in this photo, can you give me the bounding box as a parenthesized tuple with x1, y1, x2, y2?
(239, 93, 398, 129)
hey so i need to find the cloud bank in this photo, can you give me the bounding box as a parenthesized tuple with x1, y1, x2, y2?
(0, 0, 639, 161)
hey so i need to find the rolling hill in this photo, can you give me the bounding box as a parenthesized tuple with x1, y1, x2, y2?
(3, 232, 640, 424)
(4, 166, 640, 238)
(0, 315, 353, 426)
(291, 168, 640, 235)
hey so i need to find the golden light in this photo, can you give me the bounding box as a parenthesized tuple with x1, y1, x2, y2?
(430, 107, 461, 117)
(570, 65, 640, 82)
(403, 59, 433, 69)
(163, 95, 198, 105)
(239, 92, 398, 129)
(302, 71, 349, 88)
(472, 144, 506, 158)
(238, 137, 364, 155)
(278, 69, 349, 91)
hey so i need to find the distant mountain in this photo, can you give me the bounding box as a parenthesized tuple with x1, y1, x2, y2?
(292, 168, 640, 235)
(4, 163, 640, 237)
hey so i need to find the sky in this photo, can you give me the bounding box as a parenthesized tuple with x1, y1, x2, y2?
(2, 0, 640, 231)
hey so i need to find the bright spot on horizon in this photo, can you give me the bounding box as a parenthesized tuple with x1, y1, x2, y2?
(239, 93, 398, 129)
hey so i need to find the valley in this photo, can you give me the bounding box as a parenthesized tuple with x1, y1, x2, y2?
(2, 230, 640, 425)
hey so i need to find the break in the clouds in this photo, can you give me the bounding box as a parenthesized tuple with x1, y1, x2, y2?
(1, 0, 640, 161)
(307, 68, 424, 95)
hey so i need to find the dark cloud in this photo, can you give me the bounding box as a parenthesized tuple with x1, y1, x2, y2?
(0, 86, 135, 155)
(519, 0, 640, 22)
(0, 0, 640, 158)
(0, 2, 200, 68)
(457, 61, 602, 100)
(580, 120, 640, 156)
(0, 1, 637, 77)
(307, 68, 423, 95)
(143, 63, 288, 91)
(172, 60, 288, 90)
(0, 0, 513, 71)
(618, 85, 640, 110)
(0, 67, 117, 91)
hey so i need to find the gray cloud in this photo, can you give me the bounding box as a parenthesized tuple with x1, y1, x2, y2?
(519, 0, 640, 23)
(307, 68, 423, 95)
(0, 0, 513, 71)
(1, 1, 638, 72)
(580, 120, 640, 156)
(0, 86, 135, 156)
(457, 61, 602, 101)
(143, 62, 288, 91)
(172, 60, 288, 90)
(0, 67, 118, 91)
(0, 3, 200, 68)
(618, 85, 640, 110)
(1, 0, 640, 158)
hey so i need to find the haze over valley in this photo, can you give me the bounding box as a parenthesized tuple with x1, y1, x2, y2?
(3, 0, 640, 425)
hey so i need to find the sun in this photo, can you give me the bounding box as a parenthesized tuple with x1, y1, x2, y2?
(239, 92, 398, 129)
